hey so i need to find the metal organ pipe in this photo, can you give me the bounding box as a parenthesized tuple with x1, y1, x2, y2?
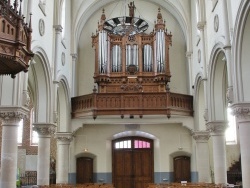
(98, 31, 108, 73)
(156, 30, 165, 73)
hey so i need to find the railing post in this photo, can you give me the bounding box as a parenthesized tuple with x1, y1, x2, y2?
(120, 93, 124, 118)
(93, 86, 97, 119)
(166, 84, 171, 118)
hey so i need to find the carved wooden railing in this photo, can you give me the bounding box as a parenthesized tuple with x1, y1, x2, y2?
(71, 92, 193, 119)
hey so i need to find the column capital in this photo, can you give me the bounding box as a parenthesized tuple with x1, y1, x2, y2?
(197, 21, 206, 31)
(33, 123, 56, 137)
(71, 53, 78, 61)
(226, 86, 234, 104)
(231, 102, 250, 122)
(0, 106, 29, 125)
(186, 51, 193, 58)
(206, 121, 228, 135)
(55, 132, 73, 144)
(192, 130, 210, 142)
(53, 25, 63, 33)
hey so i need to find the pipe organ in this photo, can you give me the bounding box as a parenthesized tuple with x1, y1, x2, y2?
(92, 8, 172, 93)
(71, 6, 193, 119)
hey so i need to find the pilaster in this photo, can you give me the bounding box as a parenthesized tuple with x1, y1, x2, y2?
(71, 53, 78, 97)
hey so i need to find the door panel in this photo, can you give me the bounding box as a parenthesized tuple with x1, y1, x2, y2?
(77, 157, 93, 184)
(174, 156, 191, 182)
(113, 137, 153, 188)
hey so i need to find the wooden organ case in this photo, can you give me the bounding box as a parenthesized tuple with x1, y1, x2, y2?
(71, 6, 193, 119)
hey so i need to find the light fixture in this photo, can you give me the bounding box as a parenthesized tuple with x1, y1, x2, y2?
(103, 1, 149, 36)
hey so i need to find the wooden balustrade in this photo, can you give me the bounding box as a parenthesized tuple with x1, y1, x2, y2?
(71, 92, 193, 119)
(39, 183, 114, 188)
(37, 183, 237, 188)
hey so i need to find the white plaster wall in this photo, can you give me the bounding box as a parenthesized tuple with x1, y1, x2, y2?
(29, 1, 72, 87)
(55, 0, 72, 87)
(31, 1, 54, 67)
(72, 123, 192, 173)
(190, 0, 203, 83)
(190, 0, 241, 84)
(77, 1, 188, 95)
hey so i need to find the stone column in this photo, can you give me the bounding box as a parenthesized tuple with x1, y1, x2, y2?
(0, 107, 28, 188)
(197, 21, 208, 122)
(232, 103, 250, 188)
(207, 121, 228, 184)
(186, 51, 193, 95)
(71, 53, 78, 97)
(55, 132, 73, 184)
(222, 0, 233, 104)
(33, 123, 56, 186)
(53, 25, 62, 123)
(192, 130, 211, 183)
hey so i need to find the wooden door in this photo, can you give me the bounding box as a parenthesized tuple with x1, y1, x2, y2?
(77, 157, 93, 184)
(174, 156, 191, 182)
(113, 137, 153, 188)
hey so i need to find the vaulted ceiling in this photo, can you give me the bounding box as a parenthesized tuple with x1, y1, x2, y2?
(71, 0, 192, 53)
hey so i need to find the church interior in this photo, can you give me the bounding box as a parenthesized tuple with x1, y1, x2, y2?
(0, 0, 250, 188)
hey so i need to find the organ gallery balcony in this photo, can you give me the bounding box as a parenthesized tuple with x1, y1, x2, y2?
(71, 91, 193, 119)
(71, 4, 193, 119)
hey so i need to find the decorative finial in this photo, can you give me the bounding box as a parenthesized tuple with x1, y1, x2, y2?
(29, 13, 32, 30)
(19, 0, 22, 16)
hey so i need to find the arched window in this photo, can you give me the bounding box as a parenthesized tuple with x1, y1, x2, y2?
(39, 0, 46, 15)
(61, 0, 66, 39)
(30, 108, 39, 145)
(212, 0, 218, 11)
(195, 0, 201, 34)
(17, 119, 23, 145)
(226, 106, 237, 145)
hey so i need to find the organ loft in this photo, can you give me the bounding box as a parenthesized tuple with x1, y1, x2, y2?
(71, 3, 193, 119)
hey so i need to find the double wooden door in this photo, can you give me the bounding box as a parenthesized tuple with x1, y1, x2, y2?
(174, 156, 191, 182)
(112, 137, 154, 188)
(77, 157, 93, 184)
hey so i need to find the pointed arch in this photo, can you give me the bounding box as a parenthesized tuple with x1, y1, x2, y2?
(232, 0, 250, 102)
(207, 43, 227, 121)
(193, 72, 206, 130)
(72, 0, 192, 54)
(57, 75, 71, 132)
(28, 46, 53, 123)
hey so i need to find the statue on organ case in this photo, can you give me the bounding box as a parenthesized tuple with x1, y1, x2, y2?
(128, 1, 136, 17)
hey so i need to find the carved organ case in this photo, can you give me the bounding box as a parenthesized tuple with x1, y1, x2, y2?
(92, 8, 172, 94)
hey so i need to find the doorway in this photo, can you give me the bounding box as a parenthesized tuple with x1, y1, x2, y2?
(173, 156, 191, 182)
(112, 137, 154, 188)
(76, 157, 93, 184)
